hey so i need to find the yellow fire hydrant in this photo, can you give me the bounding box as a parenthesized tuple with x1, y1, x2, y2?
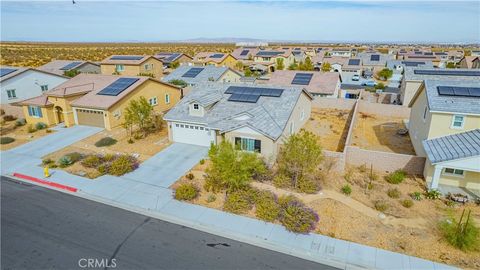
(44, 165, 50, 178)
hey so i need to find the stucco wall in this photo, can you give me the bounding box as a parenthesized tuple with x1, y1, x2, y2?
(311, 97, 356, 110)
(100, 58, 163, 79)
(428, 113, 480, 139)
(22, 106, 56, 126)
(424, 161, 480, 190)
(401, 80, 422, 107)
(218, 70, 241, 83)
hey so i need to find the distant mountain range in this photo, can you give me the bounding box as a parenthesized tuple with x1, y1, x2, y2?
(176, 37, 267, 43)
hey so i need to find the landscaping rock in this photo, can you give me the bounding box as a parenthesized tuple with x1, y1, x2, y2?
(378, 213, 386, 219)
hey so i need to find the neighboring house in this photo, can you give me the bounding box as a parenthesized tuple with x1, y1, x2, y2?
(386, 60, 434, 72)
(16, 74, 181, 130)
(329, 49, 353, 57)
(458, 56, 480, 69)
(100, 55, 163, 79)
(315, 56, 349, 73)
(154, 52, 193, 68)
(0, 66, 68, 117)
(164, 83, 313, 161)
(341, 58, 363, 75)
(253, 49, 294, 72)
(162, 65, 242, 86)
(268, 70, 341, 98)
(408, 80, 480, 191)
(192, 52, 238, 69)
(37, 60, 100, 76)
(400, 52, 441, 67)
(231, 47, 259, 61)
(357, 52, 394, 69)
(400, 68, 480, 106)
(470, 50, 480, 57)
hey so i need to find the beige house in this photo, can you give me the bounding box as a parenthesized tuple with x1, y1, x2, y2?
(38, 60, 100, 76)
(154, 52, 192, 68)
(100, 55, 163, 79)
(268, 70, 341, 98)
(408, 80, 480, 192)
(164, 83, 312, 162)
(253, 49, 295, 72)
(192, 52, 238, 69)
(458, 56, 480, 69)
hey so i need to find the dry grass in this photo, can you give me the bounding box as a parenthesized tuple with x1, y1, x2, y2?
(304, 108, 351, 152)
(0, 121, 53, 151)
(351, 113, 415, 155)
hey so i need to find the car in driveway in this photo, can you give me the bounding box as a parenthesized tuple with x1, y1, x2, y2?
(352, 74, 360, 81)
(362, 80, 377, 87)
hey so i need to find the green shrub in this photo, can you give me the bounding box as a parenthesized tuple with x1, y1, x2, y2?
(223, 189, 256, 214)
(278, 195, 319, 233)
(0, 137, 15, 145)
(94, 137, 117, 147)
(206, 194, 216, 203)
(35, 122, 47, 130)
(127, 138, 134, 144)
(439, 210, 479, 251)
(58, 156, 73, 168)
(374, 200, 389, 212)
(425, 189, 442, 200)
(103, 153, 116, 162)
(199, 159, 205, 165)
(410, 191, 423, 201)
(42, 158, 54, 166)
(81, 155, 101, 168)
(107, 155, 138, 176)
(15, 118, 26, 126)
(27, 125, 36, 133)
(174, 183, 199, 201)
(185, 173, 195, 180)
(254, 191, 280, 222)
(97, 164, 109, 175)
(65, 152, 83, 163)
(401, 199, 414, 208)
(387, 188, 401, 199)
(3, 115, 17, 121)
(341, 184, 352, 195)
(385, 170, 406, 184)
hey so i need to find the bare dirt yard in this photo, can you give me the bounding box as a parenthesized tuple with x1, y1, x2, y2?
(172, 162, 480, 269)
(351, 112, 416, 155)
(304, 108, 351, 152)
(0, 120, 53, 151)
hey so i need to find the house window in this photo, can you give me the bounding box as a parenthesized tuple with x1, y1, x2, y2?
(27, 106, 42, 118)
(451, 115, 465, 129)
(422, 106, 427, 121)
(289, 121, 295, 134)
(6, 89, 16, 99)
(165, 94, 170, 104)
(40, 85, 49, 92)
(193, 103, 199, 110)
(300, 109, 305, 121)
(115, 64, 124, 72)
(144, 64, 153, 70)
(443, 168, 465, 177)
(149, 97, 158, 106)
(235, 137, 261, 153)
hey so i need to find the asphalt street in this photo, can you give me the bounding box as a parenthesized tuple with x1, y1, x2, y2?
(1, 176, 336, 270)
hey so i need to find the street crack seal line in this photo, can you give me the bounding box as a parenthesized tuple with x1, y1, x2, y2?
(206, 243, 231, 248)
(105, 217, 151, 269)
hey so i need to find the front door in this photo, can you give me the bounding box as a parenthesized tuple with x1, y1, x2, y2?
(55, 106, 64, 123)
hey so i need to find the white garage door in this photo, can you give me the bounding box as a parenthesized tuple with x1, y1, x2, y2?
(171, 122, 215, 147)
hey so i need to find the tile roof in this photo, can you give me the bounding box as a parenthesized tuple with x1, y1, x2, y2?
(357, 52, 394, 66)
(162, 65, 234, 84)
(268, 70, 340, 95)
(193, 52, 234, 64)
(0, 66, 66, 83)
(420, 80, 480, 115)
(164, 83, 311, 140)
(423, 129, 480, 163)
(38, 60, 98, 75)
(386, 60, 434, 70)
(154, 52, 190, 64)
(15, 95, 53, 107)
(404, 67, 480, 81)
(100, 55, 153, 65)
(231, 47, 259, 60)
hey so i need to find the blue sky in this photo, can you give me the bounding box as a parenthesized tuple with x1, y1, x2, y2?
(1, 1, 479, 43)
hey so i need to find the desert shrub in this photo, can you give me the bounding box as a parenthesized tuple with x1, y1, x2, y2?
(185, 173, 195, 180)
(439, 210, 479, 251)
(127, 138, 134, 144)
(103, 153, 116, 162)
(3, 115, 17, 121)
(374, 200, 389, 212)
(94, 137, 117, 147)
(46, 129, 53, 133)
(254, 191, 280, 222)
(358, 164, 367, 173)
(0, 137, 15, 144)
(97, 164, 109, 175)
(223, 189, 256, 214)
(15, 118, 26, 126)
(42, 158, 54, 165)
(425, 189, 442, 200)
(387, 188, 401, 199)
(27, 125, 36, 133)
(410, 191, 423, 201)
(58, 155, 73, 168)
(401, 199, 414, 208)
(278, 195, 318, 233)
(174, 183, 199, 201)
(0, 109, 4, 115)
(107, 155, 138, 176)
(341, 184, 352, 195)
(199, 159, 205, 165)
(81, 155, 101, 168)
(206, 194, 216, 203)
(385, 170, 406, 184)
(65, 152, 83, 163)
(35, 122, 47, 130)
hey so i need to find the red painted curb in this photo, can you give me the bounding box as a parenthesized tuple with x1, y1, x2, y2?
(12, 173, 78, 192)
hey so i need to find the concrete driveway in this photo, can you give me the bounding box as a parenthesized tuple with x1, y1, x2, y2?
(122, 143, 208, 188)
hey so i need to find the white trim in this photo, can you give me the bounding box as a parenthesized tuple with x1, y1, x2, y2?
(442, 167, 465, 178)
(430, 110, 480, 117)
(450, 114, 465, 129)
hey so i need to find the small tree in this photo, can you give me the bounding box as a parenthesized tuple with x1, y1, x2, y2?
(439, 209, 479, 251)
(321, 62, 331, 72)
(446, 62, 456, 69)
(375, 82, 385, 90)
(275, 130, 323, 193)
(170, 61, 180, 69)
(168, 79, 187, 88)
(205, 141, 266, 193)
(235, 61, 244, 71)
(377, 68, 393, 80)
(63, 69, 80, 77)
(244, 68, 252, 77)
(302, 57, 314, 71)
(123, 96, 154, 138)
(276, 58, 285, 70)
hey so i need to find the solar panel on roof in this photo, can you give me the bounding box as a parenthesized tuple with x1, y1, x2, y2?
(181, 67, 204, 78)
(437, 86, 480, 97)
(225, 86, 284, 97)
(59, 61, 82, 70)
(348, 59, 360, 66)
(256, 51, 283, 57)
(424, 52, 433, 56)
(240, 50, 249, 56)
(408, 55, 436, 59)
(110, 56, 144, 61)
(291, 73, 313, 85)
(97, 78, 139, 96)
(402, 61, 425, 67)
(470, 88, 480, 97)
(210, 54, 224, 58)
(414, 70, 480, 76)
(370, 55, 380, 61)
(0, 68, 18, 77)
(227, 93, 260, 103)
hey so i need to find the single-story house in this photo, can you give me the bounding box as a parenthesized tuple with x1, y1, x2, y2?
(16, 74, 181, 130)
(162, 65, 242, 88)
(100, 55, 164, 79)
(231, 47, 259, 61)
(164, 83, 313, 161)
(38, 60, 100, 76)
(268, 70, 341, 98)
(154, 52, 193, 68)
